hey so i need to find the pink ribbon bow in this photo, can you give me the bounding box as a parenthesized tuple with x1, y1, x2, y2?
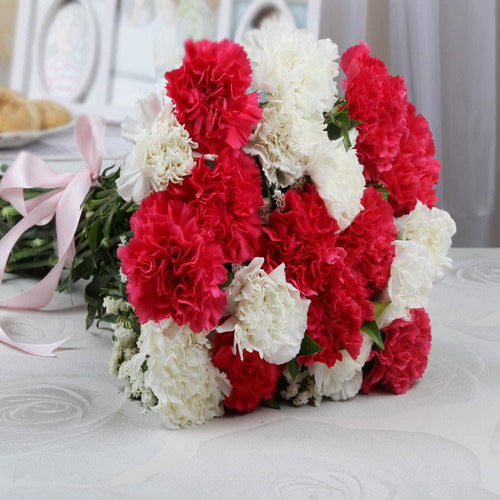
(0, 114, 105, 357)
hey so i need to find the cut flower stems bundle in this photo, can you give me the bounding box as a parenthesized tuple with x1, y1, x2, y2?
(0, 19, 456, 428)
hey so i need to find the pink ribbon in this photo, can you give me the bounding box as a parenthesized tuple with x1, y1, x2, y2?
(0, 114, 105, 357)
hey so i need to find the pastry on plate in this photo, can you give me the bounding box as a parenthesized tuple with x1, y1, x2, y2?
(0, 87, 42, 132)
(33, 99, 71, 129)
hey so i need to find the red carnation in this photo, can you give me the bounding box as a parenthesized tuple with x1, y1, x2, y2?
(303, 268, 374, 367)
(118, 196, 227, 332)
(166, 39, 262, 155)
(362, 308, 432, 395)
(164, 150, 263, 263)
(378, 103, 440, 216)
(342, 43, 440, 216)
(263, 184, 343, 296)
(341, 42, 408, 179)
(262, 185, 373, 367)
(211, 332, 281, 413)
(337, 187, 396, 297)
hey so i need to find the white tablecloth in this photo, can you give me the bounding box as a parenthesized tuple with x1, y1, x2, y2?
(1, 248, 499, 499)
(0, 125, 130, 174)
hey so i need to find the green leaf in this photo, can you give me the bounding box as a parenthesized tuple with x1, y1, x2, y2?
(342, 129, 352, 151)
(102, 198, 119, 238)
(287, 358, 300, 380)
(373, 301, 391, 319)
(299, 334, 322, 357)
(221, 270, 234, 289)
(366, 182, 390, 202)
(262, 396, 280, 410)
(361, 321, 385, 350)
(85, 273, 112, 304)
(87, 219, 100, 253)
(326, 122, 341, 141)
(335, 111, 350, 127)
(377, 186, 389, 201)
(73, 256, 95, 280)
(86, 305, 97, 330)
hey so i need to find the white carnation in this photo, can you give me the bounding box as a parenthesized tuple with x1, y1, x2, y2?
(308, 334, 373, 401)
(218, 257, 310, 365)
(244, 18, 339, 118)
(117, 94, 197, 203)
(307, 131, 365, 230)
(131, 319, 230, 429)
(395, 201, 456, 282)
(244, 102, 324, 187)
(121, 92, 162, 143)
(377, 240, 435, 328)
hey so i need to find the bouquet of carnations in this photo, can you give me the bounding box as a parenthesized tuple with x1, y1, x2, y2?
(0, 19, 456, 428)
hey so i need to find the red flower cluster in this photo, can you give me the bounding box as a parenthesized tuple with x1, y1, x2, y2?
(263, 184, 342, 295)
(263, 185, 373, 367)
(303, 270, 374, 367)
(211, 332, 282, 413)
(337, 187, 396, 296)
(119, 151, 265, 330)
(166, 39, 262, 155)
(362, 308, 432, 394)
(341, 42, 408, 178)
(377, 104, 440, 216)
(163, 150, 263, 264)
(341, 42, 439, 216)
(118, 198, 227, 332)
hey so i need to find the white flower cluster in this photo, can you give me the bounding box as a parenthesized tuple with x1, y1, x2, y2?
(103, 296, 128, 316)
(308, 334, 373, 401)
(280, 369, 322, 407)
(218, 257, 310, 365)
(307, 131, 365, 230)
(117, 333, 157, 410)
(124, 319, 230, 429)
(245, 102, 323, 188)
(117, 93, 197, 203)
(378, 201, 456, 328)
(244, 17, 338, 118)
(377, 240, 435, 328)
(395, 201, 456, 282)
(110, 322, 139, 376)
(104, 296, 137, 376)
(244, 18, 365, 229)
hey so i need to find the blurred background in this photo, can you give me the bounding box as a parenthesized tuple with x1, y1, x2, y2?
(0, 0, 498, 247)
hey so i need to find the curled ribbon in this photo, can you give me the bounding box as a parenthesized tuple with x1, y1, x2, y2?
(0, 114, 105, 357)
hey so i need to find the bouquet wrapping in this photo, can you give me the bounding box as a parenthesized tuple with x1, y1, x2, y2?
(0, 19, 456, 428)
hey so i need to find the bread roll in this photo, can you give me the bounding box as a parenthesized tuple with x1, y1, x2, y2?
(33, 100, 71, 129)
(0, 87, 42, 132)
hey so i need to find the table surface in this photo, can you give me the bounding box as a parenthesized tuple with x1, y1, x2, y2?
(0, 125, 130, 174)
(0, 248, 499, 499)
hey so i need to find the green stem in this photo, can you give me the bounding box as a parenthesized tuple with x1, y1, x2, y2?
(6, 257, 57, 272)
(86, 194, 114, 210)
(93, 188, 115, 199)
(10, 242, 54, 261)
(77, 234, 127, 261)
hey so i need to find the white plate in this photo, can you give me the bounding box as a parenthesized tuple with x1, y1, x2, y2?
(0, 118, 75, 149)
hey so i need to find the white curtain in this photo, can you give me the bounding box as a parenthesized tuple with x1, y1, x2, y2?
(319, 0, 498, 247)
